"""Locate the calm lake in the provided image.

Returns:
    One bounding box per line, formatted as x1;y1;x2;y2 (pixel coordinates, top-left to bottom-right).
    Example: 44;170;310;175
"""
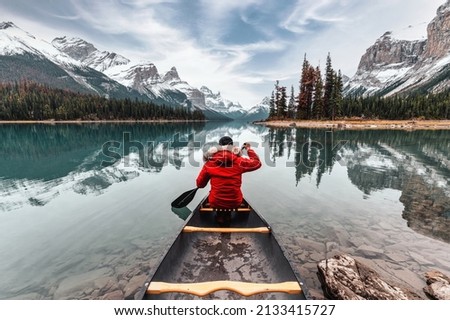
0;122;449;299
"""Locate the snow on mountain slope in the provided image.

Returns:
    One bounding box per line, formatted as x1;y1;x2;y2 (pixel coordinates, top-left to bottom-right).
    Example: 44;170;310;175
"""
345;30;426;96
241;97;270;121
200;86;246;119
0;22;151;100
52;36;130;72
345;1;450;97
0;22;80;67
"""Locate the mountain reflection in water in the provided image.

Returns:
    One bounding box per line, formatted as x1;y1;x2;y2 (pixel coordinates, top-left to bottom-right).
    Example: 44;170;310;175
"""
266;128;450;244
1;124;448;241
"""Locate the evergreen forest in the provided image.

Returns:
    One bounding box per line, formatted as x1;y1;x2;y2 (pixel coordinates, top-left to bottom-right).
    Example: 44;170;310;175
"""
0;81;205;121
268;54;450;121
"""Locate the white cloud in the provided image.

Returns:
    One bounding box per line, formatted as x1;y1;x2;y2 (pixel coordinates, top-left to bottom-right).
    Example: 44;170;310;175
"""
283;0;348;33
63;0;279;107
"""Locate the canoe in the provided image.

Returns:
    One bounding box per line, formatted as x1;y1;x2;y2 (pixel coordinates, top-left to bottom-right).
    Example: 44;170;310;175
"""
136;197;308;300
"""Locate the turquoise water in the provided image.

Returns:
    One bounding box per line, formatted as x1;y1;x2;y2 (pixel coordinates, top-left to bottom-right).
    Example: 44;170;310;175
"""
0;122;449;299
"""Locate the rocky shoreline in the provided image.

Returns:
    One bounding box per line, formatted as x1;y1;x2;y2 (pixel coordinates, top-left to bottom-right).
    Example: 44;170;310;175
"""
254;119;450;130
317;254;450;300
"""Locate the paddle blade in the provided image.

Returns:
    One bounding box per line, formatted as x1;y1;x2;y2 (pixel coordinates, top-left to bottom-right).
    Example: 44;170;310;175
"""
171;206;192;221
171;188;199;208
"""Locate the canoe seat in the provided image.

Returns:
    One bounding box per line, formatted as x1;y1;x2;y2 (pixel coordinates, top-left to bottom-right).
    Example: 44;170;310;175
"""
147;280;302;297
199;207;252;213
183;226;270;233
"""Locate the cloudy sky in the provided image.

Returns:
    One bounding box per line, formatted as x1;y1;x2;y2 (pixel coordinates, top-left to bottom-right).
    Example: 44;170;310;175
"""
0;0;445;108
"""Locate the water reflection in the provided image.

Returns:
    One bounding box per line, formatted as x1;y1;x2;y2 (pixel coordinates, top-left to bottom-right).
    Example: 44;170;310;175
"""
266;128;450;243
0;122;449;299
0;123;205;211
0;122;267;212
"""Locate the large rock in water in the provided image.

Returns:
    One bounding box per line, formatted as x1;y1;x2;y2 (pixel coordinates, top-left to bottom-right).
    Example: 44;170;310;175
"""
317;254;420;300
423;270;450;300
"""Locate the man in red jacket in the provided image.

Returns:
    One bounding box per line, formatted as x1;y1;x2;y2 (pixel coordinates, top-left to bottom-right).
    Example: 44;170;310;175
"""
196;136;261;216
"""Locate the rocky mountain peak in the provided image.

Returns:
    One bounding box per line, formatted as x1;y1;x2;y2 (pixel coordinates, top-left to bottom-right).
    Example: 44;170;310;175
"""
346;1;450;98
424;0;450;59
260;96;270;105
356;31;426;75
200;86;213;94
437;0;450;14
162;66;180;83
0;21;16;30
52;36;97;61
52;36;130;72
129;63;160;85
0;21;36;41
200;86;222;100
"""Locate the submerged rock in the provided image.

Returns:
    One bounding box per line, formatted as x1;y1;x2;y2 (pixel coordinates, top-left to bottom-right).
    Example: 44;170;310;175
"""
423;270;450;300
317;254;421;300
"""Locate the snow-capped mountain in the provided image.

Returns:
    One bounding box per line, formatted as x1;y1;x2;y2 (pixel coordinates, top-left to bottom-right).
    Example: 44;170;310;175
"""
0;22;79;67
50;35;250;120
0;22;251;120
345;0;450;97
49;35;246;120
241;97;270;122
200;86;247;119
52;36;130;72
0;22;149;100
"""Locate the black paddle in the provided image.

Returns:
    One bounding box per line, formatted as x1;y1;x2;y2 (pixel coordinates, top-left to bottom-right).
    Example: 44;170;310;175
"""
171;187;199;208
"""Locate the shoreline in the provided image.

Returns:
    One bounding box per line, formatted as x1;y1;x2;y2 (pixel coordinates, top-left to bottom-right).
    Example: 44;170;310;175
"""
254;119;450;130
0;119;206;124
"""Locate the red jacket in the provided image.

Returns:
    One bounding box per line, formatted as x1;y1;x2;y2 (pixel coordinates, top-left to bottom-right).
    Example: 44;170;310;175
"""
196;148;262;208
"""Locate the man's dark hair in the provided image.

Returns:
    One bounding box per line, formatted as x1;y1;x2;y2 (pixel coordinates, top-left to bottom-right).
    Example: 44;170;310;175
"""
219;136;233;146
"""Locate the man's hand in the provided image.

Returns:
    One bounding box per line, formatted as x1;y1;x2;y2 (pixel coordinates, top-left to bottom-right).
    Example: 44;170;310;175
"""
242;142;251;150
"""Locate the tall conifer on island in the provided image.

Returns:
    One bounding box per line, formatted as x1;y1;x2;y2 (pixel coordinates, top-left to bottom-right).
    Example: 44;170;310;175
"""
269;91;276;119
313;66;324;120
297;55;310;119
287;85;296;119
277;85;287;118
305;64;316;120
331;70;344;120
274;80;280;118
323;53;334;120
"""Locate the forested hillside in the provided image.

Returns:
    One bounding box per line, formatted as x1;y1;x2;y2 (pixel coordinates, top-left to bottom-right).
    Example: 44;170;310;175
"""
0;81;205;121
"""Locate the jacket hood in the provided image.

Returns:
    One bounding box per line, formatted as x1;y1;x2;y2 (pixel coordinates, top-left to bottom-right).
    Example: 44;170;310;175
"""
203;145;242;165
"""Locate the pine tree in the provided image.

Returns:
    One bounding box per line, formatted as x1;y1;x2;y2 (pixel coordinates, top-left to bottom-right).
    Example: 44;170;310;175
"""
277;85;287;118
297;55;310;119
287;85;296;119
274;81;280;119
313;66;324;120
323;53;334;120
333;70;343;119
269;91;276;119
305;65;316;120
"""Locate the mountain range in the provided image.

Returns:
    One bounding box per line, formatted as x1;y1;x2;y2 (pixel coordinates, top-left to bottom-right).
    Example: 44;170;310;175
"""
4;1;449;120
345;0;450;97
0;21;269;121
